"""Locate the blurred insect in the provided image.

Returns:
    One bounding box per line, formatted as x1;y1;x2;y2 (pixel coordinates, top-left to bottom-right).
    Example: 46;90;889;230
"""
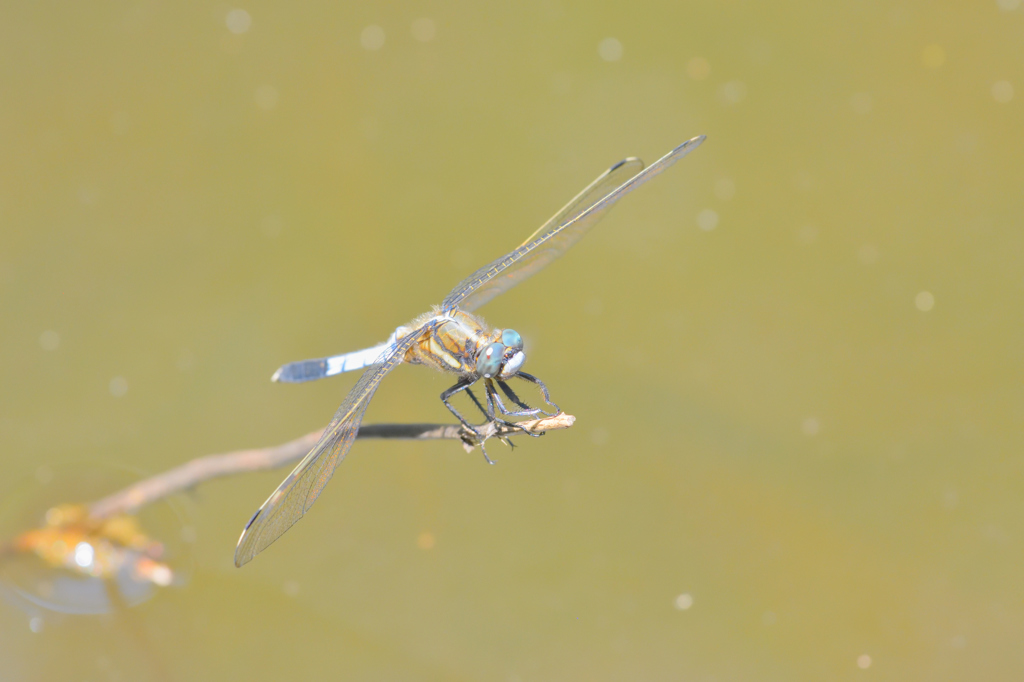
12;504;173;587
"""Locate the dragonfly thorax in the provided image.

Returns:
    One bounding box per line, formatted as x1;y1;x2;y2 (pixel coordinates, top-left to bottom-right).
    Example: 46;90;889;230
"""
397;310;525;379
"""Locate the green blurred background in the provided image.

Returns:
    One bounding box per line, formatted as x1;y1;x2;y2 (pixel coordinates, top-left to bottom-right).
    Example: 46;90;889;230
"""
2;0;1023;679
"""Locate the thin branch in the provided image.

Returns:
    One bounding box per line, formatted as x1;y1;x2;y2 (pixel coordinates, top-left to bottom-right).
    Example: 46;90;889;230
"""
87;414;575;519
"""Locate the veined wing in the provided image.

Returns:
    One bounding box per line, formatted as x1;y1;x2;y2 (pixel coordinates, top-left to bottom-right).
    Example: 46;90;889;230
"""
234;325;429;567
442;135;706;313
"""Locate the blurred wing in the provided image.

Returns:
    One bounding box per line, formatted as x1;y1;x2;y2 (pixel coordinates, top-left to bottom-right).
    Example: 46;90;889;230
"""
234;326;427;567
442;135;706;313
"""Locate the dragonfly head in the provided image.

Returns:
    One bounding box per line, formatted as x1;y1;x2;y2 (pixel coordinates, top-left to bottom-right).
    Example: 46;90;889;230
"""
475;329;525;379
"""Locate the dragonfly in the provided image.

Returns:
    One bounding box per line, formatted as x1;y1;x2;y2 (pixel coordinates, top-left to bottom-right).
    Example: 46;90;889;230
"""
234;135;706;566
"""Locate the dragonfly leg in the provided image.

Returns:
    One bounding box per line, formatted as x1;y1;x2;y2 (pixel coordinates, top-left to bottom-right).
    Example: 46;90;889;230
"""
513;371;560;416
477;384;506;463
464;387;490;421
485;381;538;440
441;377;483;434
495;380;544;417
483;381;498;421
479;439;496;465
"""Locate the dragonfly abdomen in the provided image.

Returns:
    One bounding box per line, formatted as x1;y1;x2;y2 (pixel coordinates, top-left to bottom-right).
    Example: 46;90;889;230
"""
272;335;397;383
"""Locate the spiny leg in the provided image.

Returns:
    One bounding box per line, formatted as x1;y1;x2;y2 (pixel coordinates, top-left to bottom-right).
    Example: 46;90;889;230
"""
495;380;544;417
442;377;498;465
441;377;481;434
482;381;497;421
475;385;501;464
483;381;520;448
514;371;560;416
464;387;490;421
484;381;536;442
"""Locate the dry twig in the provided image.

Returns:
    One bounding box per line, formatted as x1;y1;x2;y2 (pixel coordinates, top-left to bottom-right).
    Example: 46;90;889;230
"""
88;414;575;519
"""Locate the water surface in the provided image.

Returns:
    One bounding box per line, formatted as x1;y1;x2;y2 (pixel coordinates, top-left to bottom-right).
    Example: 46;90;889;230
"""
1;1;1022;680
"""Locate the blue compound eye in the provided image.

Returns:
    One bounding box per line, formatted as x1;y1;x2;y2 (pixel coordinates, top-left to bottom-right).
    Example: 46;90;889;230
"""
501;329;523;350
476;342;506;378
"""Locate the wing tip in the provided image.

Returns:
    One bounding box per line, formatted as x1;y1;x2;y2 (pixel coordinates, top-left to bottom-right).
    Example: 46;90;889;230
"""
610;156;643;173
233;508;263;567
680;134;707;151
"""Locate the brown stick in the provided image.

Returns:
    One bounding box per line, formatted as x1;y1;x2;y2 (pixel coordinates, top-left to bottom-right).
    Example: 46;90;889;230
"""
87;414;575;519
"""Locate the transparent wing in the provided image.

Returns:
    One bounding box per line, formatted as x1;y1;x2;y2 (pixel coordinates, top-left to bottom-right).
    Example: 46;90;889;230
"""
442;135;706;313
234;326;427;567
